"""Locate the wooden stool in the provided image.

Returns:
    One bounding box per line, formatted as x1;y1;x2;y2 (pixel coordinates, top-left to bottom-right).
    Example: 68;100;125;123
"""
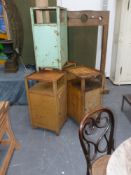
121;94;131;111
0;101;19;175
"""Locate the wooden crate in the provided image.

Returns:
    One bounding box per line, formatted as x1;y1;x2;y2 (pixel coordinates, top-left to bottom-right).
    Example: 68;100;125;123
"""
25;70;67;135
66;66;103;123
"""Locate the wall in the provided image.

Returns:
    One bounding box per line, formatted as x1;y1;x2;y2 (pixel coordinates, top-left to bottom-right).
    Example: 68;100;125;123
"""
13;0;56;65
57;0;103;10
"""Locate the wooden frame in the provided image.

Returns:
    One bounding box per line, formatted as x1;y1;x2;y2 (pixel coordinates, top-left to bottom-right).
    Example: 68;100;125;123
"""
67;11;109;75
25;70;67;135
0;101;19;175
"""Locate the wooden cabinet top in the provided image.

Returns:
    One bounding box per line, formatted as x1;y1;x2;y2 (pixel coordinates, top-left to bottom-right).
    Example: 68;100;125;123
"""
26;70;65;82
66;66;101;79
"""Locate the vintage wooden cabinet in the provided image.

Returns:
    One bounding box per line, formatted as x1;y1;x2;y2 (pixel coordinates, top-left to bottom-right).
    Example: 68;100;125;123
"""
25;70;67;135
30;6;68;71
66;66;102;123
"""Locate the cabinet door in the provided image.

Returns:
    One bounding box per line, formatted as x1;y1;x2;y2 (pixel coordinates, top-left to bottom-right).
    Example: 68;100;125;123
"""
119;43;131;82
117;0;131;83
120;0;131;40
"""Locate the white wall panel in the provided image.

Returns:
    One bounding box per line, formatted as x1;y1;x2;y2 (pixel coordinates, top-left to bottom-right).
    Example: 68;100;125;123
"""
57;0;103;10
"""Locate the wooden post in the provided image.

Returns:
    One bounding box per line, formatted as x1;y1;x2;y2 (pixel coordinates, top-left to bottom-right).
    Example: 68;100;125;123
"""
101;25;109;93
35;0;49;23
100;25;109;74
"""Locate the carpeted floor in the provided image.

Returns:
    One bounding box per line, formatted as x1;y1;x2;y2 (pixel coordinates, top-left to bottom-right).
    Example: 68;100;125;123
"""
4;80;131;175
0;65;34;105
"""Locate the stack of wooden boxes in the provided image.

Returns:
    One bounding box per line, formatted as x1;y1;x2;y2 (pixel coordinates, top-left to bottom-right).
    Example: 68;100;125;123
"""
25;6;103;134
25;7;68;135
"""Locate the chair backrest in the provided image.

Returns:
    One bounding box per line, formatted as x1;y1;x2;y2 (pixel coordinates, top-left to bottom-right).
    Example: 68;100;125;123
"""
79;107;115;173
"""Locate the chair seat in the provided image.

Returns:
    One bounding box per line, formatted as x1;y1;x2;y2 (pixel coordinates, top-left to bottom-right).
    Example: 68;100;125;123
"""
92;155;110;175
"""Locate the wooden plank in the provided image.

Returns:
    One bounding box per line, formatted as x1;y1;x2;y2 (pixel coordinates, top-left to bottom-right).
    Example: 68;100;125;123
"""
68;11;109;26
66;66;101;79
26;71;65;82
35;0;49;23
100;25;109;74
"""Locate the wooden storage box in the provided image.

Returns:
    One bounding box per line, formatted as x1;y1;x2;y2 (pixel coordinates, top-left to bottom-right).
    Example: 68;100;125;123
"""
25;70;67;135
66;66;102;123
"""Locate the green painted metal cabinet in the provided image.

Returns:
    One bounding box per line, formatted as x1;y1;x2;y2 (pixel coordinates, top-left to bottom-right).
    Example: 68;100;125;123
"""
30;7;68;70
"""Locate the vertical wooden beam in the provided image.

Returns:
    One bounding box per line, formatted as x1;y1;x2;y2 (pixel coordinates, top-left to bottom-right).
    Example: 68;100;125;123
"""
35;0;49;23
100;25;109;74
100;24;109;93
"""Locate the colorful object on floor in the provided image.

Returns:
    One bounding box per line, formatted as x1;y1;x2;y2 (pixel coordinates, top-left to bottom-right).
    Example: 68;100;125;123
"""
0;42;8;64
0;40;19;72
0;1;7;40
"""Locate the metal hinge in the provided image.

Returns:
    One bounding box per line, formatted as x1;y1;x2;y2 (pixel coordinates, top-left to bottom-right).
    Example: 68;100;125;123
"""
120;67;122;75
128;0;130;10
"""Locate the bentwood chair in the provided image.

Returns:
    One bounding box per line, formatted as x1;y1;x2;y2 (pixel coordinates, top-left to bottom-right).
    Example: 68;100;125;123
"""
0;101;19;175
79;107;115;175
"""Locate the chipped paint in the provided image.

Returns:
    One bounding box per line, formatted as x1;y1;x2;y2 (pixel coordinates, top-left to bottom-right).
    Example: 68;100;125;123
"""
30;7;68;70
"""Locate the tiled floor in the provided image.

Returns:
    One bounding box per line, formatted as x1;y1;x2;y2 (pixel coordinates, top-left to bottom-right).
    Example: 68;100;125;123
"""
5;80;131;175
